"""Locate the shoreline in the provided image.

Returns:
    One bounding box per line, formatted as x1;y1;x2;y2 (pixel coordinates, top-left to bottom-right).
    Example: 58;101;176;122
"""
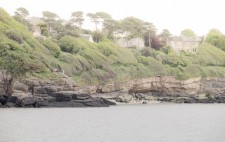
1;76;225;108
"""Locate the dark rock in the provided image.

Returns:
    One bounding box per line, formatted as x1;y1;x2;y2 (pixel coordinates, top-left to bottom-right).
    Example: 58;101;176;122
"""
8;96;18;103
142;101;147;104
82;98;108;107
0;95;7;105
16;97;37;107
44;86;62;96
34;87;47;94
6;102;17;107
72;93;90;100
54;92;73;101
101;98;116;105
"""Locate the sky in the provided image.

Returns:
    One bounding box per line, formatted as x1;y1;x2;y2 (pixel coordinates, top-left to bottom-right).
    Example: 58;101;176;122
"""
1;0;225;35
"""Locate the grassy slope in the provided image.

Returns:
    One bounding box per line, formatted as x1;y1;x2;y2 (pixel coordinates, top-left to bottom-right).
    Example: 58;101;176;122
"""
1;8;225;85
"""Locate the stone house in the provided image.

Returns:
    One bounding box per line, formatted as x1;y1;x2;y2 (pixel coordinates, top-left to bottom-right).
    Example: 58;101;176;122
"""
116;37;145;50
167;36;203;53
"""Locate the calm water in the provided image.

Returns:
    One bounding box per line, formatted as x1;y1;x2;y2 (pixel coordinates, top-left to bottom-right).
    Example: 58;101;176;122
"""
0;104;225;142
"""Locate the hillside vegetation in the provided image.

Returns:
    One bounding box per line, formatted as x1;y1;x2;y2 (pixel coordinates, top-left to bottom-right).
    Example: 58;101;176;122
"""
1;8;225;85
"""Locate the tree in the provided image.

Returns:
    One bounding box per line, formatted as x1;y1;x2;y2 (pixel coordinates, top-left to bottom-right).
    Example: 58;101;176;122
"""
87;13;101;31
42;11;59;20
120;17;145;38
143;22;156;47
181;29;196;37
159;29;171;46
0;42;44;104
205;29;225;51
96;12;112;20
71;11;84;29
14;7;29;20
41;11;65;38
14;7;33;31
92;31;106;43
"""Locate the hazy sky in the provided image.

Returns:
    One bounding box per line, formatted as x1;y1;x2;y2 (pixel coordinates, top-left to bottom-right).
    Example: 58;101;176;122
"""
1;0;225;35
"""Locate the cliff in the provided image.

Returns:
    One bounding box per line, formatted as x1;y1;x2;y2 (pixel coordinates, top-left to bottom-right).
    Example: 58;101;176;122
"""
1;76;225;107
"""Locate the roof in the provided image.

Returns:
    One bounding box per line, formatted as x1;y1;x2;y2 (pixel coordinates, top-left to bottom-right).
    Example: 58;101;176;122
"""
167;36;203;42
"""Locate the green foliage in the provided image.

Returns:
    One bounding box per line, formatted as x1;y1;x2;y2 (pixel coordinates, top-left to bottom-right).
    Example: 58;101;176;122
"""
162;52;191;67
59;36;81;53
5;29;23;44
3;8;225;86
205;29;225;51
42;38;61;58
192;43;225;66
180;29;196;37
92;31;106;43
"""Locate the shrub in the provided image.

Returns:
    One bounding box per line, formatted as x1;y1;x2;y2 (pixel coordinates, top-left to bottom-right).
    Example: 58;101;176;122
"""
5;29;23;44
43;38;61;58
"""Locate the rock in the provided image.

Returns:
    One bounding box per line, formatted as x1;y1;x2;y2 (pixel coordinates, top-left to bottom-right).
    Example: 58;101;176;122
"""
101;98;116;105
34;87;47;94
101;84;116;93
14;82;29;93
16;96;37;107
54;91;74;101
6;102;17;107
142;101;147;104
44;86;62;96
53;91;90;102
72;93;90;100
115;95;132;103
135;93;146;100
0;95;7;105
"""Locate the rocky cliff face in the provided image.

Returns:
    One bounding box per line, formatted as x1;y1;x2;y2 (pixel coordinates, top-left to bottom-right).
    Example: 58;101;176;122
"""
96;76;225;95
1;76;225;107
93;77;225;104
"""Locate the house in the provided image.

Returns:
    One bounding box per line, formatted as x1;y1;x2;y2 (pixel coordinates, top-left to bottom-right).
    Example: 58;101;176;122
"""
166;36;203;53
81;34;94;42
116;37;145;50
113;31;130;38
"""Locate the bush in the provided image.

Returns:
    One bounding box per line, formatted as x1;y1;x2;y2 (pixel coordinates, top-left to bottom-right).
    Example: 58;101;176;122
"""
5;29;23;44
43;38;61;58
59;36;76;53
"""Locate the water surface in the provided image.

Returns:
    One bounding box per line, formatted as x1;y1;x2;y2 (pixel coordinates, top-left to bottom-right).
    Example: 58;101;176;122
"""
0;104;225;142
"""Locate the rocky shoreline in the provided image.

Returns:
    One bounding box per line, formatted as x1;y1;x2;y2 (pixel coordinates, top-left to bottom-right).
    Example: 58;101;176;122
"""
1;76;225;108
